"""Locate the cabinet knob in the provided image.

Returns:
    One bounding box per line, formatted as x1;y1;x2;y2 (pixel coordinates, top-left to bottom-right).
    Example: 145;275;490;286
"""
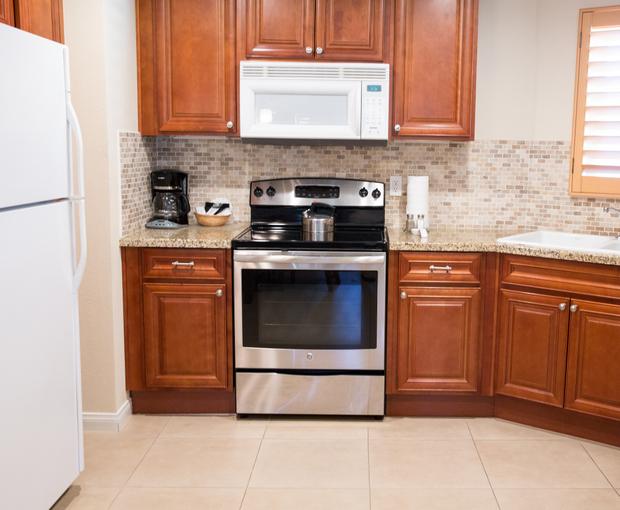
306;46;313;54
559;303;567;311
227;121;233;129
216;289;223;297
394;124;401;132
400;292;407;300
316;47;323;54
570;304;579;312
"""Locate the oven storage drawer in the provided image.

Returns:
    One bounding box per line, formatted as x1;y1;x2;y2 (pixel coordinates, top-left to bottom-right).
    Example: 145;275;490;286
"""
236;372;385;416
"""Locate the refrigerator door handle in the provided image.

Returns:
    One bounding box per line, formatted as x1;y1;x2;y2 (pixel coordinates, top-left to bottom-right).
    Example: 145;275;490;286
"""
66;101;85;200
73;199;87;292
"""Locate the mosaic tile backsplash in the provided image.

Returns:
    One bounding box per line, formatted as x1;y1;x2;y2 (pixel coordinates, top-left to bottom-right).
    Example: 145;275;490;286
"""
119;133;620;237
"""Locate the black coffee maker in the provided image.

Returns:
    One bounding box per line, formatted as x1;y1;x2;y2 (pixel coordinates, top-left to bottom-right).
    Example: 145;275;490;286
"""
146;170;191;229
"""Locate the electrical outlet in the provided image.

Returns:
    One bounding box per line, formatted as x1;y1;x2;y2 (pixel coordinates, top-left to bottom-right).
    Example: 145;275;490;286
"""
390;176;402;196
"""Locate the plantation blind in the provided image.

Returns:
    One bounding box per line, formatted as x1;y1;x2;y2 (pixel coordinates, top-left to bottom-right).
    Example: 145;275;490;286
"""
570;7;620;197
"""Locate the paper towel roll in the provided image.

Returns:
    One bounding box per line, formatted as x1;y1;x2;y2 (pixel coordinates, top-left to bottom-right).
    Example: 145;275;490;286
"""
406;176;429;229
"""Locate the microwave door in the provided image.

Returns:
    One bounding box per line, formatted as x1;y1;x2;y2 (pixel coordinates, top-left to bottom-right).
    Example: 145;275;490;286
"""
240;80;361;139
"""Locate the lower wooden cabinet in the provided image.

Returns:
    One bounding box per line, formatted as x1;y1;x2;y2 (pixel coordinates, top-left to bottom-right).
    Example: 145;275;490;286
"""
565;300;620;421
496;289;570;407
396;286;481;393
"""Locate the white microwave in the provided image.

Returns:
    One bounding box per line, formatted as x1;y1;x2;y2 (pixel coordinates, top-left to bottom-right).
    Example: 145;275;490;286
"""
240;61;389;142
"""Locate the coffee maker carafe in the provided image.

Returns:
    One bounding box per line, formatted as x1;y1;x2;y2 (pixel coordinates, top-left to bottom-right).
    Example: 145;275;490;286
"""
146;170;190;229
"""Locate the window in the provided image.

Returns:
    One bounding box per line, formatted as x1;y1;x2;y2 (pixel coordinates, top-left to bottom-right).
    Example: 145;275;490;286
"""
570;6;620;197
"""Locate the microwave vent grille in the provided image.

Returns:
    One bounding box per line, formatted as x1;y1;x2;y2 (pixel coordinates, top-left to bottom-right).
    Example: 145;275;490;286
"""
241;64;388;81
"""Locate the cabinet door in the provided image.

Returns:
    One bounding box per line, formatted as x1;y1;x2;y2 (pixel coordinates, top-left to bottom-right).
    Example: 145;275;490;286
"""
496;290;570;407
143;283;229;389
13;0;63;43
245;0;315;59
0;0;14;26
151;0;236;134
314;0;386;61
565;300;620;420
392;0;477;139
396;286;481;393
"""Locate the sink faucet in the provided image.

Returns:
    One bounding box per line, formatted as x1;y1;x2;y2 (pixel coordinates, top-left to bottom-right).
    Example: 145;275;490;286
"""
603;207;620;238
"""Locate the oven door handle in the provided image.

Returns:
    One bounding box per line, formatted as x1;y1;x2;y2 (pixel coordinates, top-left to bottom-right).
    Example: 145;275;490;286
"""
233;251;385;265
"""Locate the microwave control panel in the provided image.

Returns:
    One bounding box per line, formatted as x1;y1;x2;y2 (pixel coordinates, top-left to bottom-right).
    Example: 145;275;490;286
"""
361;80;389;140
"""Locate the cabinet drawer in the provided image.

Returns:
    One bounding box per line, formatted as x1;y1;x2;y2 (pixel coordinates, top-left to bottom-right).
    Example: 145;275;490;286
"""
142;248;225;280
399;253;481;284
501;255;620;299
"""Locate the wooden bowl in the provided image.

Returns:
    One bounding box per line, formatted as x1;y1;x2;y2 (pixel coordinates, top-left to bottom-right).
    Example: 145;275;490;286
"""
194;211;230;227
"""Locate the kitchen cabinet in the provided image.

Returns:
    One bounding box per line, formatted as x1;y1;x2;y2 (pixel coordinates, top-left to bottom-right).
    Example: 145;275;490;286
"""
122;247;234;414
497;255;620;421
136;0;237;136
391;252;484;394
0;0;14;26
392;0;478;140
240;0;389;61
1;0;63;43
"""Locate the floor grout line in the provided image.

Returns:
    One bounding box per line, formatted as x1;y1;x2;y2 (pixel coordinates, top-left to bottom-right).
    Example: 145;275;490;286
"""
367;425;372;510
579;441;616;490
466;421;501;510
238;415;268;510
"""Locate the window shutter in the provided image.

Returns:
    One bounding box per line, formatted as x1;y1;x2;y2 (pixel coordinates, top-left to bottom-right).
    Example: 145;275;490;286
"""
570;8;620;197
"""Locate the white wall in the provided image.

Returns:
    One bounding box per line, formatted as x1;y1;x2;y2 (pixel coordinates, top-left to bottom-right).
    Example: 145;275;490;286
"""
476;0;620;141
63;0;137;414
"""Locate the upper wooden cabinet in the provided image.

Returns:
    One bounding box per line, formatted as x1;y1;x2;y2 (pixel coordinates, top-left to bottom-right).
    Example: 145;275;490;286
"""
240;0;389;61
392;0;478;140
2;0;63;43
0;0;14;26
136;0;237;136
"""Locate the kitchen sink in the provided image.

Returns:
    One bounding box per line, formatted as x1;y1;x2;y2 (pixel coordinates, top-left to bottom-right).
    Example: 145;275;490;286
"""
497;231;620;254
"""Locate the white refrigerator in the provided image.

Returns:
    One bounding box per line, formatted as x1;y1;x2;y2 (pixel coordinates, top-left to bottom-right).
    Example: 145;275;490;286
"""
0;24;86;509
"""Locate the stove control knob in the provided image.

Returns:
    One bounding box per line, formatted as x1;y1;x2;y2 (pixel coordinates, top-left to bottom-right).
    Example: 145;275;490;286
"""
372;188;381;199
266;186;276;197
359;187;368;198
307;353;313;360
254;187;263;198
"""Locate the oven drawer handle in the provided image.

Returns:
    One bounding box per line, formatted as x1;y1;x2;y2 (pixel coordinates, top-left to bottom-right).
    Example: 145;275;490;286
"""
171;261;195;268
429;265;452;272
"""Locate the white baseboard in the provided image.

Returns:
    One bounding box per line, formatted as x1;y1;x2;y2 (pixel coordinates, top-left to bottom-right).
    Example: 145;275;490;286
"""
82;399;132;433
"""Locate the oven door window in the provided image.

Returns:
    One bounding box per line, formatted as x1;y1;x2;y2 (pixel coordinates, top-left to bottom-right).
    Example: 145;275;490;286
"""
241;269;377;350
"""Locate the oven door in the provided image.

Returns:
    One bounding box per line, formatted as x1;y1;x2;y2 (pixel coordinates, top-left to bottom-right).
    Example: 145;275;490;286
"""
234;250;386;371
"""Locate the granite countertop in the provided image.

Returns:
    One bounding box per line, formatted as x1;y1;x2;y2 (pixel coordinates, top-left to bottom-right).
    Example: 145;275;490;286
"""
388;228;620;266
119;225;620;266
119;222;249;249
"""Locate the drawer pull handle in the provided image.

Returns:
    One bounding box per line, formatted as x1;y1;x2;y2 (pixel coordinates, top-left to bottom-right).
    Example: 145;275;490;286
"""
570;304;579;313
171;261;194;268
559;303;567;311
400;292;407;300
429;265;452;272
216;289;223;297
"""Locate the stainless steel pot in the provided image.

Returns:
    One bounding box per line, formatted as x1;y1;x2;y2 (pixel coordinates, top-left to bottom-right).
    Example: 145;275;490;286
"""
302;202;335;241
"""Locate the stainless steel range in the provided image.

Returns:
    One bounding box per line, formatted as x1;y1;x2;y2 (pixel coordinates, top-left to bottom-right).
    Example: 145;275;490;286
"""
232;178;387;416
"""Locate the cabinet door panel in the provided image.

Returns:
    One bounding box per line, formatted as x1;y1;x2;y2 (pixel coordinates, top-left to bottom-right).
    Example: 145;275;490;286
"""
144;283;228;389
565;300;620;420
496;290;570;407
13;0;63;43
315;0;385;61
245;0;315;59
0;0;14;26
396;287;481;393
392;0;477;139
156;0;236;133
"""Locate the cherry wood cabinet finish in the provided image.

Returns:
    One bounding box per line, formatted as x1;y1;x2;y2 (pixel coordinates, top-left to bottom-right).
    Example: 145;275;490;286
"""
136;0;237;135
142;248;226;280
244;0;314;59
241;0;388;61
495;289;570;408
143;283;228;389
501;254;620;300
395;286;482;394
565;299;620;421
399;252;481;285
131;390;235;414
0;0;14;26
13;0;63;43
392;0;477;139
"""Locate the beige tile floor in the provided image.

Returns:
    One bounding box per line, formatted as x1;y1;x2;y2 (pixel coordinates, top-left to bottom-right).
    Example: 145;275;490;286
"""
52;415;620;510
